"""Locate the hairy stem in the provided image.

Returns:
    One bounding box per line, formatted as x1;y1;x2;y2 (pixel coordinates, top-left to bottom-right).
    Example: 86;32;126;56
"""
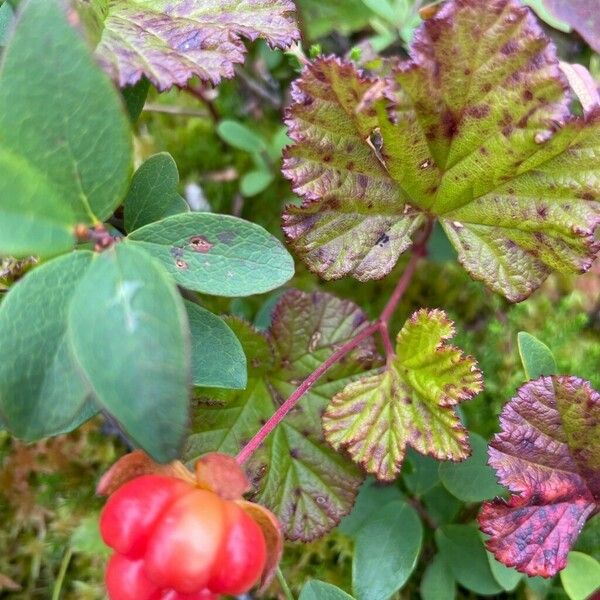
236;220;434;464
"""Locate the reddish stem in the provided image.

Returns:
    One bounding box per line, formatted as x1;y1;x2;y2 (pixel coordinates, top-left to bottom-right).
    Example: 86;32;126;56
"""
236;323;379;464
236;219;434;464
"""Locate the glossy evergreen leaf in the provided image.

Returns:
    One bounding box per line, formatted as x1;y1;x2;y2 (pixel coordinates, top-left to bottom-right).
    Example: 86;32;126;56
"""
338;477;405;537
93;0;299;90
282;0;600;301
436;525;504;596
353;500;423;600
0;1;14;45
0;0;132;257
420;554;456;600
517;331;557;380
479;376;600;577
123;153;189;232
121;77;150;122
0;252;97;439
185;301;246;390
560;551;600;600
324;309;483;481
282;57;426;281
439;433;505;502
127;212;294;296
68;243;191;463
300;580;355;600
186;290;381;540
486;543;523;592
541;1;600;53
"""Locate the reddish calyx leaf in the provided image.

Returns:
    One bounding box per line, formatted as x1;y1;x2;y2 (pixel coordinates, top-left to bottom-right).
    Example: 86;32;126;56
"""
195;452;250;501
479;376;600;577
97;450;196;496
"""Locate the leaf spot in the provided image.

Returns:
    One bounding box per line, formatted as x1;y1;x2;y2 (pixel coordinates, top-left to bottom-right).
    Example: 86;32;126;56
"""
189;235;213;253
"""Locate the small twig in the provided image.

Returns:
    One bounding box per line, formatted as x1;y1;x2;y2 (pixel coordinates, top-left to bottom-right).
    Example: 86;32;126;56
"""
276;566;295;600
184;86;220;122
407;496;438;530
236;220;435;464
51;547;73;600
233;66;281;108
143;103;210;118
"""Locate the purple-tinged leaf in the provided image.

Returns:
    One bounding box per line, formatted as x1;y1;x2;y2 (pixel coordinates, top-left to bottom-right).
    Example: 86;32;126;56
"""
282;0;600;302
323;309;483;481
559;62;600;116
93;0;299;90
479;376;600;577
542;0;600;53
186;290;382;541
282;57;426;281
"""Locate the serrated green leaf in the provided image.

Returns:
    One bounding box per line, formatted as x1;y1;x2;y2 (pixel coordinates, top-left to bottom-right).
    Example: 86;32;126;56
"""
420;554;456;600
127;212;294;297
185;301;246;390
300;580;355;600
68;243;190;462
0;252;97;439
560;551;600;600
217;120;266;153
240;170;274;197
439;433;505;502
436;525;504;596
0;0;131;257
93;0;299;90
186;290;381;540
283;1;600;302
324;309;483;481
518;331;557;380
352;500;423;600
123;153;189;232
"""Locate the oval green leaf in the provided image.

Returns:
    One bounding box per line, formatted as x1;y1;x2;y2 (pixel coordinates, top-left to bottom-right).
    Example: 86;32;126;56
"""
353;500;423;600
217;120;266;153
185;301;247;390
127;212;294;297
240;169;274;197
0;0;132;257
420;554;456;600
0;252;98;438
439;433;505;503
560;551;600;600
300;581;355;600
518;332;557;380
436;525;503;596
68;243;191;463
123;153;189;232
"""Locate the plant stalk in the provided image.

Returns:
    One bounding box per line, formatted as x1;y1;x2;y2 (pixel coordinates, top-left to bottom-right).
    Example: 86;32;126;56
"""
236;220;434;464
